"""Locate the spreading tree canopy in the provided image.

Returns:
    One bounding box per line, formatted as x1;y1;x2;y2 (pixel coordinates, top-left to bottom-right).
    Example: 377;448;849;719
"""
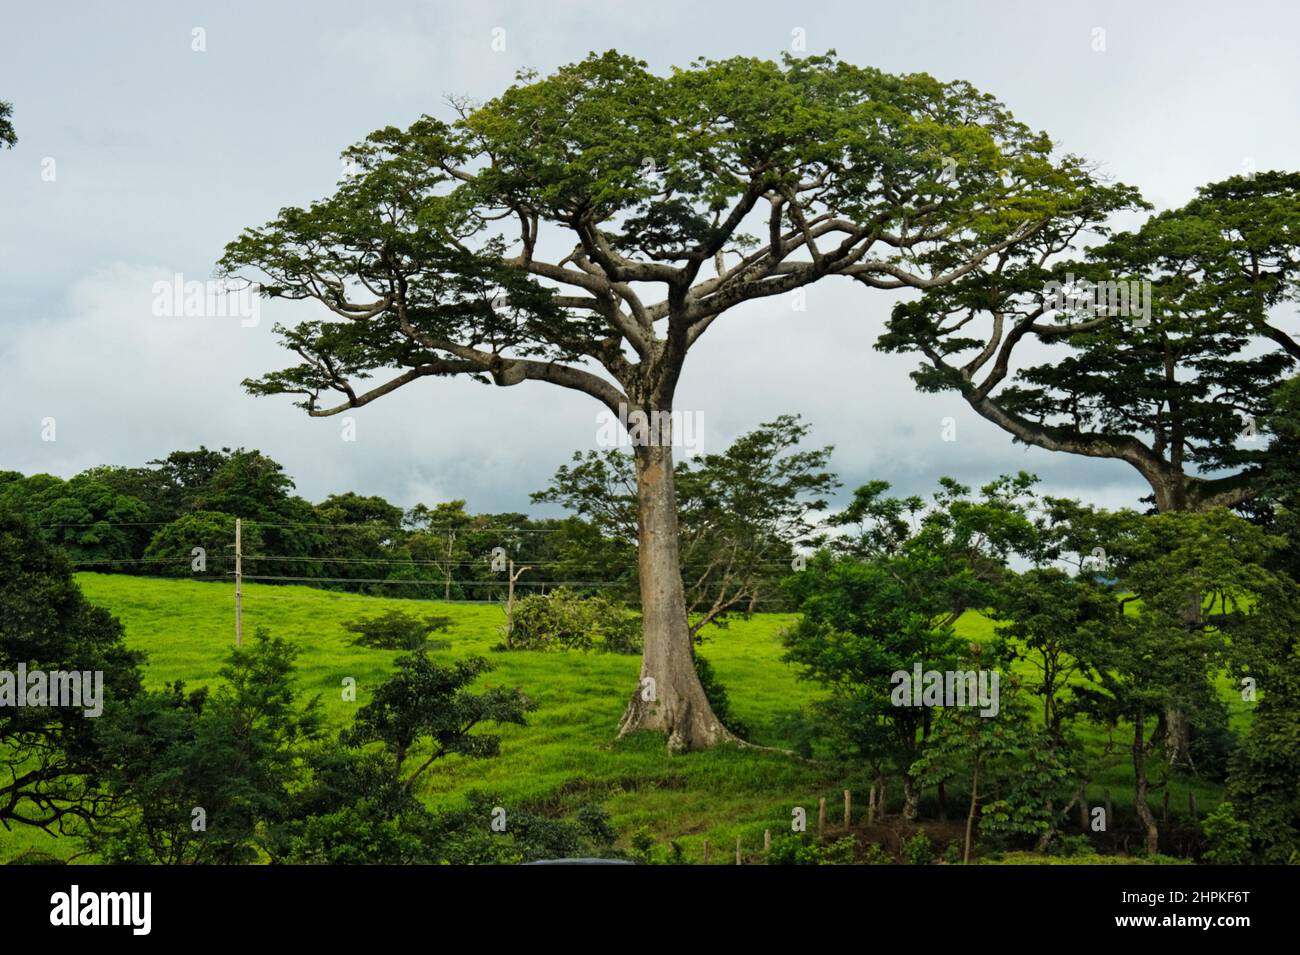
880;172;1299;513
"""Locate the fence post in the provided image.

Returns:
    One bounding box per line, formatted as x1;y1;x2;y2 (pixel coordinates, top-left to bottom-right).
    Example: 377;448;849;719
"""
736;835;742;865
818;797;826;840
844;789;852;828
702;839;710;864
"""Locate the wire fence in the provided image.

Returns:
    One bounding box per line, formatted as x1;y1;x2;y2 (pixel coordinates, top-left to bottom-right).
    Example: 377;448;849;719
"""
50;519;806;611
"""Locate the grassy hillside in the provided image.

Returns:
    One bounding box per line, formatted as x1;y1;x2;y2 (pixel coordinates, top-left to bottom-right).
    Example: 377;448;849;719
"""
0;573;1239;863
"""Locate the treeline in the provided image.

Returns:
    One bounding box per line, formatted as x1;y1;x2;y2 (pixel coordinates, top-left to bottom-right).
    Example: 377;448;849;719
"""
1;415;832;620
0;447;630;602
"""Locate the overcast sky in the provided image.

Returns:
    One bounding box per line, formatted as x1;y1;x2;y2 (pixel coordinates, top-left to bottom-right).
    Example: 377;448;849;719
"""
2;0;1297;516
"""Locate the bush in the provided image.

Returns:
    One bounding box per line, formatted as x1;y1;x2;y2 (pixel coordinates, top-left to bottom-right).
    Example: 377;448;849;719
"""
860;842;892;865
902;832;933;865
767;834;856;865
1202;802;1253;865
505;588;641;654
629;827;657;864
343;610;451;651
1048;834;1094;858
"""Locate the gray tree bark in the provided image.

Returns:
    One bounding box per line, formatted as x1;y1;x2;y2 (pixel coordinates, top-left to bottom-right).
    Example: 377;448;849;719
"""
617;440;735;751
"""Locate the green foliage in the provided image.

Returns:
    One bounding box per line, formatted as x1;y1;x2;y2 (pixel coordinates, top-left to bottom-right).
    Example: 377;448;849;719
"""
342;651;535;787
784;476;1037;811
0;99;14;149
535;415;837;622
767;833;857;865
860;841;892;865
770;708;819;759
1045;834;1096;858
1225;689;1300;864
1201;802;1253;865
91;631;323;864
343;610;451;651
143;511;257;578
278;750;616;864
0;473;151;566
902;832;934;865
881;171;1298;512
0;505;144;832
629;826;657;864
505;587;641;654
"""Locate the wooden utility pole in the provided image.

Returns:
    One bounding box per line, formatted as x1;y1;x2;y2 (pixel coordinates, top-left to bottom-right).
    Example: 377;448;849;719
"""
234;517;243;647
443;527;456;601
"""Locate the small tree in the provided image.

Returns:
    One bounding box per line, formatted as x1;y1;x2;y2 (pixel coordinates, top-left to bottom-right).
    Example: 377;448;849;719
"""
343;610;452;651
91;632;323;864
535;415;837;633
0;506;143;834
784;476;1034;819
1070;507;1288;854
342;653;533;789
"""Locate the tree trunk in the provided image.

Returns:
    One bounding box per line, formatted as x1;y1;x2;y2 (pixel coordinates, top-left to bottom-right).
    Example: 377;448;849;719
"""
1132;712;1160;855
618;441;734;751
901;771;920;822
964;760;979;864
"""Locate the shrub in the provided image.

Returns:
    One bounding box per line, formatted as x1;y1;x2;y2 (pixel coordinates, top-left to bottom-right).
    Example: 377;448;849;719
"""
767;834;856;865
1049;834;1094;858
902;832;933;865
506;588;641;654
1202;802;1253;865
343;610;451;651
629;827;657;864
860;842;892;865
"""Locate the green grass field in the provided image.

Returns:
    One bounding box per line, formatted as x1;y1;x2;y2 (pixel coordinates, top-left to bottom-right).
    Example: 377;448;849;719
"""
0;573;1238;864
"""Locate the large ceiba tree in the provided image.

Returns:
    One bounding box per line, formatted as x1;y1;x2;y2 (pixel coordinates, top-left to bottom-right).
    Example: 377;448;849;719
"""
221;51;1120;750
